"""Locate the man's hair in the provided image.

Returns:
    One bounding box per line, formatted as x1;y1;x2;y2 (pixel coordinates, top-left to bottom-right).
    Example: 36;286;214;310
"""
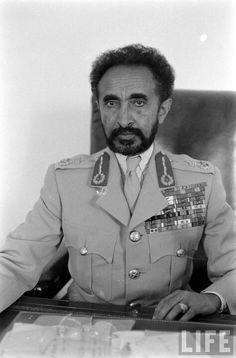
90;44;175;102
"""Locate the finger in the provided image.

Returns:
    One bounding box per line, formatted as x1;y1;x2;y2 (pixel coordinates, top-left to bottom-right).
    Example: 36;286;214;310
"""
157;290;183;307
152;305;172;320
165;302;186;321
153;295;183;319
179;307;196;322
155;290;183;312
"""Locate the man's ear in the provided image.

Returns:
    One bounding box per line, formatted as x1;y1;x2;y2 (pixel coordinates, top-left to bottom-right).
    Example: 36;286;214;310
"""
157;98;172;124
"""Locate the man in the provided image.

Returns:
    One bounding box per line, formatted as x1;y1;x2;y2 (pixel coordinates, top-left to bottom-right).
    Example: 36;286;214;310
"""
0;44;236;320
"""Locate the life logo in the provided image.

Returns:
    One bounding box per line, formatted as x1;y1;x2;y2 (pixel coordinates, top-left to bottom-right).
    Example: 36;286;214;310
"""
179;329;234;355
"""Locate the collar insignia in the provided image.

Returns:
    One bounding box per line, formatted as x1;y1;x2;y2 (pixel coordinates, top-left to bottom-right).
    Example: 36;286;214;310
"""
91;152;110;187
155;152;175;188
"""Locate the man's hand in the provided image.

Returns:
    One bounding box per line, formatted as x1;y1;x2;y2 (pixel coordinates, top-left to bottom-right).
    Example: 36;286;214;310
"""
152;290;221;321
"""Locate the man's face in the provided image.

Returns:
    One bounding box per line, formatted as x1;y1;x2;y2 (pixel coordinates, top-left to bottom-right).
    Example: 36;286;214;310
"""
97;65;171;156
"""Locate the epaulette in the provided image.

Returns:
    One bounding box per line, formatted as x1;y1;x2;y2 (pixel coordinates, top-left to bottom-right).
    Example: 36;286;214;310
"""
55;154;95;170
169;153;215;174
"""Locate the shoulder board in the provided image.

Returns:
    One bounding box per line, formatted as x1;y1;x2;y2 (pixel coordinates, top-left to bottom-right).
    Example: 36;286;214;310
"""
55;154;95;170
169;153;215;174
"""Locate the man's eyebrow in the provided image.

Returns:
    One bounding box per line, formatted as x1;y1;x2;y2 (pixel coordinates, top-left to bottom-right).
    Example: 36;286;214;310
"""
129;93;148;100
103;94;120;102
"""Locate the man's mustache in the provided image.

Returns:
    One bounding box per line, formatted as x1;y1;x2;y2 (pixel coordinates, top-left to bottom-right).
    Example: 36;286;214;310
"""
110;126;143;139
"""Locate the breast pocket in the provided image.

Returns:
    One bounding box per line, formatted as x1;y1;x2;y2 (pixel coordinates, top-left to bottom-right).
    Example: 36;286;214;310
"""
148;226;203;294
63;222;118;301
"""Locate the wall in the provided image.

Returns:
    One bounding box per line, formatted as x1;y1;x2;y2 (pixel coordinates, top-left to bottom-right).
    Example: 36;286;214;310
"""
0;0;235;243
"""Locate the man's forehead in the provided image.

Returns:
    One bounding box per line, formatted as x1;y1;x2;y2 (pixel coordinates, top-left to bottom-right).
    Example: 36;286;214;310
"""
98;65;157;96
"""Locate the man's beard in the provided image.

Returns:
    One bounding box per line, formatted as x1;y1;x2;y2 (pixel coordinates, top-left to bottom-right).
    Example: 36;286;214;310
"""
104;121;159;156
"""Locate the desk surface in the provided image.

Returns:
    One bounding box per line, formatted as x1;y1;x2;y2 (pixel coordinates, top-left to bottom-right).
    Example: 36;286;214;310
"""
1;296;236;339
1;297;235;357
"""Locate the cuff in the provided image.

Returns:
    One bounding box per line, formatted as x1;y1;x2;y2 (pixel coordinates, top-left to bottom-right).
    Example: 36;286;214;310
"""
202;290;227;313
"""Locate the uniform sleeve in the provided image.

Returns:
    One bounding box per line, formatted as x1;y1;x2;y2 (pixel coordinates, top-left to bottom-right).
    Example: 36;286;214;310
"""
203;167;236;314
0;165;63;312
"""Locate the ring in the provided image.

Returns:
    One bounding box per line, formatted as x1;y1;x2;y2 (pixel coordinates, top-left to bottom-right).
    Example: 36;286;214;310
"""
179;303;188;314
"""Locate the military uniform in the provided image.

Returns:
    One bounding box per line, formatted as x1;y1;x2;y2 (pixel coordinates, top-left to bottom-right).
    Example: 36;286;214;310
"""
0;142;236;313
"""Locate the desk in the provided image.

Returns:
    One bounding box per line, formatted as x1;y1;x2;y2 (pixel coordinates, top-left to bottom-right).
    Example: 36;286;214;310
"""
1;296;236;335
0;296;235;357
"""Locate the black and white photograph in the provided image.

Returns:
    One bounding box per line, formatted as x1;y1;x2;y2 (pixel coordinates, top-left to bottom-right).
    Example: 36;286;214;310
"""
0;0;235;356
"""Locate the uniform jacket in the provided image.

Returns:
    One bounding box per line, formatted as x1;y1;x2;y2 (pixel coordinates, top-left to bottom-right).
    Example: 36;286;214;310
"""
1;142;236;313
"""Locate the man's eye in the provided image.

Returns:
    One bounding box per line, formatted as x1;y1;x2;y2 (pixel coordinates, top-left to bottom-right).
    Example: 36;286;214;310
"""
105;100;118;108
132;99;146;107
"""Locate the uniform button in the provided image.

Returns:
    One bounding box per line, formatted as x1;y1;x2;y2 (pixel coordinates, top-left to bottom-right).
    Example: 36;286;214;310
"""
176;248;186;257
129;231;141;242
128;269;140;279
80;247;88;255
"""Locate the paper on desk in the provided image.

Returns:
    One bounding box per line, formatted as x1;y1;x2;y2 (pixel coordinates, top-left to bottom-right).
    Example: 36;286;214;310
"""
0;314;216;358
112;330;214;358
112;330;178;357
0;323;57;356
0;315;135;357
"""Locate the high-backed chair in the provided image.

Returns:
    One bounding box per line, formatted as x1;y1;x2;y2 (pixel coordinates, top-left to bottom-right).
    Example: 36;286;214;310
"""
26;89;236;298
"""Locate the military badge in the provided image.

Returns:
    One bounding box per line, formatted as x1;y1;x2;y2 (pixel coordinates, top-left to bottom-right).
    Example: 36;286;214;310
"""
184;157;214;173
198;161;211;170
93;173;105;185
91;152;110;188
57;158;73;167
155;152;175;188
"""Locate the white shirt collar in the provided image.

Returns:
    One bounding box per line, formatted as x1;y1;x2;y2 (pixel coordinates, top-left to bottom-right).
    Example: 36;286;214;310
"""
115;144;154;175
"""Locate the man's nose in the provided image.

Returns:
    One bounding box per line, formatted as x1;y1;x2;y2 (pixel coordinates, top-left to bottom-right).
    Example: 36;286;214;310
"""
117;103;133;127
